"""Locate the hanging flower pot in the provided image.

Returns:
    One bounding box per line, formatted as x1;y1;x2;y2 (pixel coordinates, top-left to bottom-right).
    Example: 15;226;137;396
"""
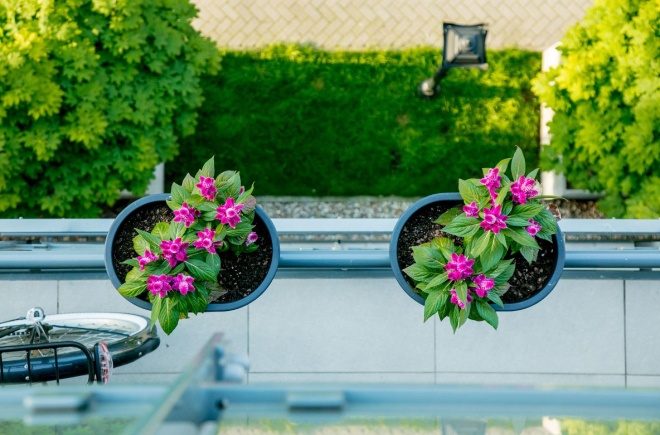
389;148;565;333
105;157;280;334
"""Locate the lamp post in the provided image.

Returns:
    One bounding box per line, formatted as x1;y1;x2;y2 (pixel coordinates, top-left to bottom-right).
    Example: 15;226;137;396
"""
419;23;489;99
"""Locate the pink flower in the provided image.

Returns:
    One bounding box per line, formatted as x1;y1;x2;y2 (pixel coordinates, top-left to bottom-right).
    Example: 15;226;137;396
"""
246;232;258;246
445;253;475;281
196;176;217;201
137;250;158;271
147;275;174;298
173;202;198;228
510;175;539;204
216;197;244;228
480;168;502;191
173;273;195;296
239;187;245;196
193;228;222;254
463;201;479;218
480;204;508;234
450;288;473;309
472;274;495;298
526;219;542;237
159;238;189;268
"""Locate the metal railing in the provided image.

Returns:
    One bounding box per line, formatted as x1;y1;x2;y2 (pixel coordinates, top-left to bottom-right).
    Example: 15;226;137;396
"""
2;219;660;273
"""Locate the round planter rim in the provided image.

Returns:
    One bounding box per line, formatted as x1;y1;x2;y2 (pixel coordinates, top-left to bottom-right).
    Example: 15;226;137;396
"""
389;193;566;312
105;194;280;312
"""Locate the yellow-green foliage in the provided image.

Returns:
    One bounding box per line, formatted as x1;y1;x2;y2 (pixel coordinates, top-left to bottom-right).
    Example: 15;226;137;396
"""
533;0;660;218
0;0;220;217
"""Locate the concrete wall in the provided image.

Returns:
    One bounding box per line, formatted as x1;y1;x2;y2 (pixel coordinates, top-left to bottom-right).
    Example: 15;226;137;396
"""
191;0;593;51
3;276;659;388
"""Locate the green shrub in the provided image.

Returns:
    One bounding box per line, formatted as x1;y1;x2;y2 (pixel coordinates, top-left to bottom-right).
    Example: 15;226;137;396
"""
167;45;541;197
0;0;220;217
533;0;660;218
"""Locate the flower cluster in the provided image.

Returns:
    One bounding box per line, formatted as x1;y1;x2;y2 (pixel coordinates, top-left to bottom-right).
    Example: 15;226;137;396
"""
137;250;158;270
193;228;222;254
160;238;189;267
117;157;264;336
216;198;243;228
405;147;559;334
196;176;217;201
173;202;200;228
446;253;475;281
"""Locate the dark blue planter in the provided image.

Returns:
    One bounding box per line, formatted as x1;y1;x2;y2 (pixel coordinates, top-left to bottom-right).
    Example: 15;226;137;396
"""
105;194;280;312
389;193;565;311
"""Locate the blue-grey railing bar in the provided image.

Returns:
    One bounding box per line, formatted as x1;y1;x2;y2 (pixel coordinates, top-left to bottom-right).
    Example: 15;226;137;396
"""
3;218;660;236
2;249;660;270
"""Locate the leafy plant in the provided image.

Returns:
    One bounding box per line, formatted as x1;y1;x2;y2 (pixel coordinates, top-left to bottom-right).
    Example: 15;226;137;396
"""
118;157;260;334
0;0;221;218
532;0;660;218
403;148;559;333
168;44;541;197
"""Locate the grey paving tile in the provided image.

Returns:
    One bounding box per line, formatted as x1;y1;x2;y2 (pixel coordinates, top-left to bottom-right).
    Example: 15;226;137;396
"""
58;280;248;374
0;280;58;320
436;373;624;388
436;279;625;374
626;375;660;389
625;280;660;375
249;279;435;373
248;372;435;384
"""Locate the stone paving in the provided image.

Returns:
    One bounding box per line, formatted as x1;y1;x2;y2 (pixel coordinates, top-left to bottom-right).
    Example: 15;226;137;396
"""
191;0;593;51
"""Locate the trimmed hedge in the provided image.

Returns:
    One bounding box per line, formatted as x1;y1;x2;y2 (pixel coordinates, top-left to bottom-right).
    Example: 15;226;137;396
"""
167;45;541;197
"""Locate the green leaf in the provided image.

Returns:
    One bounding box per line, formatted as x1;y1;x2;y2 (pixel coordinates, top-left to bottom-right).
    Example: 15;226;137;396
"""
459;179;486;205
511;146;526;180
520;245;539;264
510;204;545;220
201;156;215;178
133;234;150;256
434;207;463;225
226;221;253;238
168;221;186;240
412;246;446;272
198;201;218;212
166;200;181;211
122;258;140;268
495;158;511;174
494;263;515;285
206;253;221;276
424;291;447;322
468;230;491;258
455;280;468;306
431;237;457;261
185;259;217;282
495;230;507;248
503;227;540;249
171;183;190;204
182;174;196;193
493;283;511;296
487;292;504;308
136;229;163;251
480;235;505;272
494;184;510;206
426;272;449;290
237;183;254;204
171;262;186;275
150;296;162;329
506;217;532;227
458;303;470;327
535;208;558;234
403;263;436;283
449;306;459;333
117;281;147;298
442;217;481;238
527;168;539;180
476;301;499;329
152;222;170;241
186;194;205;208
534;195;566;200
158;298;180;335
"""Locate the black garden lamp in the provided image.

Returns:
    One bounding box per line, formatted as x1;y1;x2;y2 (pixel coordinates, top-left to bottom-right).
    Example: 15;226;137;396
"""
419;23;488;99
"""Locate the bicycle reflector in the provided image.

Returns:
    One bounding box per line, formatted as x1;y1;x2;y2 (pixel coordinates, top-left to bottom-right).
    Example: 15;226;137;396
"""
94;342;114;385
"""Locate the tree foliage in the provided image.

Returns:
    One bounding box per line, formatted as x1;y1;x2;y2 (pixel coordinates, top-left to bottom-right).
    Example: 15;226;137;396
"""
168;44;541;197
533;0;660;217
0;0;221;217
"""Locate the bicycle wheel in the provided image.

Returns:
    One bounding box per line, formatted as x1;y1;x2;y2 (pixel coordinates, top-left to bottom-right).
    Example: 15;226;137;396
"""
0;312;159;384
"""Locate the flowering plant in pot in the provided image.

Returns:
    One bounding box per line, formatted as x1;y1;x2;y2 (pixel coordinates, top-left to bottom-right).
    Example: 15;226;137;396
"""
106;157;279;334
391;148;563;333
